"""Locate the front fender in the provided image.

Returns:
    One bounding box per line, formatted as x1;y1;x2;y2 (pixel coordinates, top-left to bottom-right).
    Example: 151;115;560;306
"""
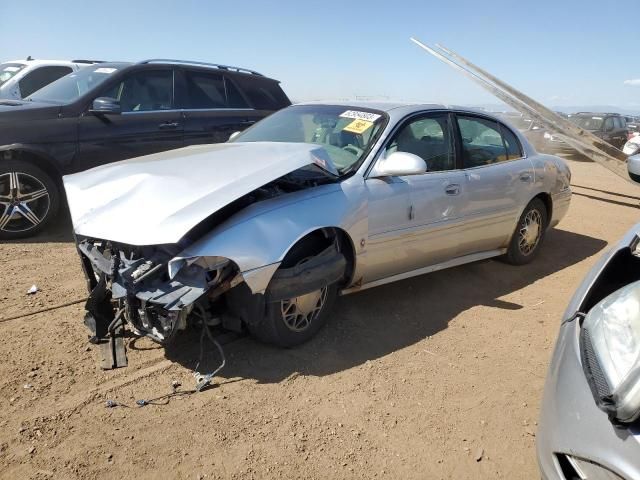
178;180;368;294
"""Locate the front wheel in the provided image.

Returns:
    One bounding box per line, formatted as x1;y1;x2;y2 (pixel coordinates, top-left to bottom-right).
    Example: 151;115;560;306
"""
249;283;338;348
0;160;60;240
504;198;548;265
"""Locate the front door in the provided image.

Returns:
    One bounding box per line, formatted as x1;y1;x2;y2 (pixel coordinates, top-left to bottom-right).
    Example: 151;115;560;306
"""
364;112;464;282
76;69;183;172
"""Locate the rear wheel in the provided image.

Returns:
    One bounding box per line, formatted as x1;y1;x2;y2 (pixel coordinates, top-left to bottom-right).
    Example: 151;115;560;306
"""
504;198;548;265
0;160;60;240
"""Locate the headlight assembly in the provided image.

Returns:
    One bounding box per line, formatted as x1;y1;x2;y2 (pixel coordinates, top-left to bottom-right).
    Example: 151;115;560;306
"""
581;279;640;423
167;256;230;280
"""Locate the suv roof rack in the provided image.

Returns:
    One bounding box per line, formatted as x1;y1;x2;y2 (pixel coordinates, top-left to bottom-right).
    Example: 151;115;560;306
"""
137;59;264;76
72;59;106;64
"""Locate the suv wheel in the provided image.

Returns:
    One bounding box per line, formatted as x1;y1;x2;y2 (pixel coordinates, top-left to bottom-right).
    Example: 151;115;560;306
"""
0;161;60;240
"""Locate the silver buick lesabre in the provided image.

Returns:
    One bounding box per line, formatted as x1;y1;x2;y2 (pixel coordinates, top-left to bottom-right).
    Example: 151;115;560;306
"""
64;102;571;360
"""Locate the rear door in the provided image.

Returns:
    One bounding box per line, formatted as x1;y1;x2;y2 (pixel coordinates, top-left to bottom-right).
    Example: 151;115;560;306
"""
77;68;184;171
180;68;254;145
454;114;534;256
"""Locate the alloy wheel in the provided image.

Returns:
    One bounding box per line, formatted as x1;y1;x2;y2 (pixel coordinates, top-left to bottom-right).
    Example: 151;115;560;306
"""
0;171;50;233
280;286;328;333
518;208;542;256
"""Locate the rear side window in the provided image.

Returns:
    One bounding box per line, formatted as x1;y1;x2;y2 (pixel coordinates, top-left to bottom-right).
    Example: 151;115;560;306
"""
233;76;290;110
499;124;523;159
185;71;226;108
457;115;511;167
19;66;73;98
604;117;615;131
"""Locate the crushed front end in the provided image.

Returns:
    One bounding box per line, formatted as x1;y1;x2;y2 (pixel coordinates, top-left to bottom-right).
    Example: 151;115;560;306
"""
76;237;240;369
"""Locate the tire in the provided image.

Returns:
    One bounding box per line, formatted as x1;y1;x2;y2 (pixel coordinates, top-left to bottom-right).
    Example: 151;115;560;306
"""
504;198;548;265
248;235;340;348
0;160;60;240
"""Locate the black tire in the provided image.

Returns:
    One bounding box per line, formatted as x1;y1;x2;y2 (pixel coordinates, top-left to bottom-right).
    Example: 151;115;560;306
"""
248;235;340;348
504;198;548;265
0;160;60;240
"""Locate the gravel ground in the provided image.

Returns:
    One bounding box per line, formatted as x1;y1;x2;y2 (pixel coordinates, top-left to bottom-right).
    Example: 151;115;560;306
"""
0;155;638;479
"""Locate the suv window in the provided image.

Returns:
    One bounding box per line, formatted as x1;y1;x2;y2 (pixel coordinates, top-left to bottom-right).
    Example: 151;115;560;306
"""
185;70;226;108
183;70;249;109
615;117;625;129
233;76;289;110
103;69;173;112
19;66;73;98
604;117;615;132
385;114;455;172
457;115;511;167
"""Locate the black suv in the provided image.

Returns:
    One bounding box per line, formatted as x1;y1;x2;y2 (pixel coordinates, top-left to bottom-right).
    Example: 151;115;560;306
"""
568;112;628;148
0;59;290;239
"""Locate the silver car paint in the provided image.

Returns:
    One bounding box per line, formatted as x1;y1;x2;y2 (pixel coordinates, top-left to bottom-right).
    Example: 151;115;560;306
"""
63;142;339;245
65;102;571;297
537;225;640;480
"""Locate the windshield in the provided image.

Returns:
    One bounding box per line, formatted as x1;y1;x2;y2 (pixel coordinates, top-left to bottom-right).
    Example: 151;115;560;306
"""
569;115;604;131
28;65;122;103
0;63;26;87
233;105;387;174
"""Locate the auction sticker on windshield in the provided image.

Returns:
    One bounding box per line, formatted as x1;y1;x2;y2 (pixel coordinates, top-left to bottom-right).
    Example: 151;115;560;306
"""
340;110;381;122
95;68;117;74
343;118;374;134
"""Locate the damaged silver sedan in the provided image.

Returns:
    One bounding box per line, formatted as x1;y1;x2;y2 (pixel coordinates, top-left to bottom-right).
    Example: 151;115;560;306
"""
65;102;571;369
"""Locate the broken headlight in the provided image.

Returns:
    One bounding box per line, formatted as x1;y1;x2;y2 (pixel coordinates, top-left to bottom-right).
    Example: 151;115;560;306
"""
581;279;640;423
167;256;230;280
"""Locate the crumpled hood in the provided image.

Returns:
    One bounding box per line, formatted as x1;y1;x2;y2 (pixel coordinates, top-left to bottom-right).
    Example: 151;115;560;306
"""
64;142;336;245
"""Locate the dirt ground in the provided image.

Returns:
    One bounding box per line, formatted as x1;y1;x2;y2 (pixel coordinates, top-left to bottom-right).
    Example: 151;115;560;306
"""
0;155;638;480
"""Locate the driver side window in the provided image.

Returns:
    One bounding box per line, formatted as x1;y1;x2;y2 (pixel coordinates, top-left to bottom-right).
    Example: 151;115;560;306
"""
385;114;455;172
101;69;174;112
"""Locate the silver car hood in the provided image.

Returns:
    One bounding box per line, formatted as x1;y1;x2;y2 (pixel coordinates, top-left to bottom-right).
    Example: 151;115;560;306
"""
64;142;335;246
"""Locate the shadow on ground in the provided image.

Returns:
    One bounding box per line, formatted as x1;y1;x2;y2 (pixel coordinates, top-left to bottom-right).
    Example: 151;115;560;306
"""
164;228;607;384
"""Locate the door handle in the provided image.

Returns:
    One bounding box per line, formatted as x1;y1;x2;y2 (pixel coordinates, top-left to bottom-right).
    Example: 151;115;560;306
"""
445;184;460;195
239;120;256;126
159;121;180;129
520;172;533;182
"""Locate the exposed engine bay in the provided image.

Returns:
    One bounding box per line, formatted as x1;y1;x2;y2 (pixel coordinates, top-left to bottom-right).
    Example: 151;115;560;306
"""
75;164;346;373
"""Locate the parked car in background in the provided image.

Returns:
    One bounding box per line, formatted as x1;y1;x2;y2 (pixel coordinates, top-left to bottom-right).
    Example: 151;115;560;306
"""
0;58;98;100
65;102;571;365
0;59;290;239
544;112;628;151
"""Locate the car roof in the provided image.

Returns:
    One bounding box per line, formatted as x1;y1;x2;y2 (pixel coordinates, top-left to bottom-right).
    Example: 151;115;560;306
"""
5;59;88;66
294;100;502;118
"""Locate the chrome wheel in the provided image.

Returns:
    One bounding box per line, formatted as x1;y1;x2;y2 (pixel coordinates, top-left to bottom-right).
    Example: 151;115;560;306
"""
518;208;542;256
280;286;328;333
0;171;50;233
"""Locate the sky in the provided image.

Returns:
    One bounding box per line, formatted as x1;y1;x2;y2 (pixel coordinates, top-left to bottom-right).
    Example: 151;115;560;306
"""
2;0;639;111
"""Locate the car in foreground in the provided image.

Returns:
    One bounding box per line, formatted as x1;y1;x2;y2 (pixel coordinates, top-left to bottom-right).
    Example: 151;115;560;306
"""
0;58;97;100
537;223;640;479
0;59;290;239
64;102;572;369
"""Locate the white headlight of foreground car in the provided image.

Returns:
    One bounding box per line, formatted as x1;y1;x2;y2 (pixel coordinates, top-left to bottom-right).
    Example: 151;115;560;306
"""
581;279;640;423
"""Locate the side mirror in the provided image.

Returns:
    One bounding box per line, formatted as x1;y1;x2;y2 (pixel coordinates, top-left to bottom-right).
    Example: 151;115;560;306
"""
370;151;427;178
90;97;121;115
228;131;241;142
628;154;640;183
